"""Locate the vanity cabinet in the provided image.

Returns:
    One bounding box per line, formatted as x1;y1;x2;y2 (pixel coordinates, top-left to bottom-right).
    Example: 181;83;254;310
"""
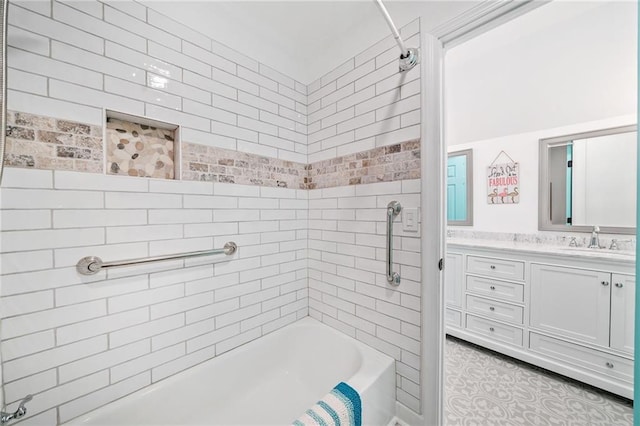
530;264;611;346
610;273;636;355
530;265;635;354
444;253;464;327
445;253;463;308
463;255;526;347
445;242;635;399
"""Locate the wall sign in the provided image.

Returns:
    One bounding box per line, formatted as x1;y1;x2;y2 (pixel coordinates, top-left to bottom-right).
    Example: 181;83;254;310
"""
487;151;519;204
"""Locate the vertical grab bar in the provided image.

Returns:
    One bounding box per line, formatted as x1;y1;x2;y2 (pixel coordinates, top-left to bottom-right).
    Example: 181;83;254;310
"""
386;201;402;286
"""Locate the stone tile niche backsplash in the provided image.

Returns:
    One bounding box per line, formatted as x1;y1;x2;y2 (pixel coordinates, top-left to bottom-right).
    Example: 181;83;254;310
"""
5;111;103;173
5;111;421;192
307;140;420;189
181;142;307;189
106;118;176;179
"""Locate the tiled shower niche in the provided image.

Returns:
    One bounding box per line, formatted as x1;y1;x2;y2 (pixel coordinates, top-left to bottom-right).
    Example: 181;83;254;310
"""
106;114;178;180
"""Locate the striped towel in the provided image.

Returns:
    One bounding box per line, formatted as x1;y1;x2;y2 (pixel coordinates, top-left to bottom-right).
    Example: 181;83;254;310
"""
292;382;362;426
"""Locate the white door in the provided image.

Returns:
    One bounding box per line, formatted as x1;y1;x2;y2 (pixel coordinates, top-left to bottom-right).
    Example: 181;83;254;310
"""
530;263;611;347
610;273;635;355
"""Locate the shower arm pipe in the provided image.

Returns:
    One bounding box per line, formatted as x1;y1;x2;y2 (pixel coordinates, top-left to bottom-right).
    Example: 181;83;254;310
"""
0;0;8;186
374;0;409;58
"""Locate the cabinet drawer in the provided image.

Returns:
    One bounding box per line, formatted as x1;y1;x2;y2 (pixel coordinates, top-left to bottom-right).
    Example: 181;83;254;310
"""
530;332;633;383
466;314;523;346
466;275;524;303
467;255;524;281
466;295;524;325
445;309;462;328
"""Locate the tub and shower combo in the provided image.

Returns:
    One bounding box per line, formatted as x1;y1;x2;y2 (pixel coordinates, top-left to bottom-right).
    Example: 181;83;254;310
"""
69;248;397;424
65;318;396;425
2;238;400;425
0;0;421;424
57;196;404;425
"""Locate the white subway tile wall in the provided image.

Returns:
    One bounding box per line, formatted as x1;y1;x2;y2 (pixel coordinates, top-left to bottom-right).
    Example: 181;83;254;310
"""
7;0;308;162
305;21;422;412
307;179;422;411
307;31;420;165
2;0;424;421
0;168;309;422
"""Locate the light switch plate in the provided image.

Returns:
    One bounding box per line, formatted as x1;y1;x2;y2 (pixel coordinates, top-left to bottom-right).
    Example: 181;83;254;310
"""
402;207;419;232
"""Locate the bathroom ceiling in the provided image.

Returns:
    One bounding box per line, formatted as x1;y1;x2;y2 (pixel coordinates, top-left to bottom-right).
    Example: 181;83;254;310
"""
141;1;479;84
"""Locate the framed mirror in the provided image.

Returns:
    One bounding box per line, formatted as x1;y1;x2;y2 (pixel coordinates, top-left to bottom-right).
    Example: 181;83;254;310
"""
539;125;637;234
447;149;473;225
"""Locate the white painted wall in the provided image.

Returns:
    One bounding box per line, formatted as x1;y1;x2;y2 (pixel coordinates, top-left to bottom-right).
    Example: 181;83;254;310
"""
141;1;475;84
448;115;635;234
445;1;637;234
446;1;637;146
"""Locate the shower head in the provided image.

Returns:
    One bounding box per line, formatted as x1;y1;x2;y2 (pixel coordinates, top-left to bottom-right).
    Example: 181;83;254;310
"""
399;47;419;73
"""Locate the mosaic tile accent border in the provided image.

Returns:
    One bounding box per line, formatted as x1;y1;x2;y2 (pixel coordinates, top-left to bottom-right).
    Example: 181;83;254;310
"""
306;140;421;190
106;118;175;179
3;111;422;190
5;111;103;173
181;142;307;189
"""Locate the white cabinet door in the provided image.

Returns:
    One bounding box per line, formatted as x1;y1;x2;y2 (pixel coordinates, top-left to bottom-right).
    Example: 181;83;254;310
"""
530;264;611;347
610;273;635;355
445;253;463;308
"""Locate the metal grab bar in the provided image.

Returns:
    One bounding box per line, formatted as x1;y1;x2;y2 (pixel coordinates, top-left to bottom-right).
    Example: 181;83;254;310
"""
386;201;402;286
76;242;237;276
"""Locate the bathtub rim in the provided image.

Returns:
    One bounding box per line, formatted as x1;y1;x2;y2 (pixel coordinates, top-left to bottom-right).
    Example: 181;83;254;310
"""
63;316;395;425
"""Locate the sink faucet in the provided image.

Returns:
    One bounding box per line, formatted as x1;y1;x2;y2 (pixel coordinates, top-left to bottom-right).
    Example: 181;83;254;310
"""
588;225;601;249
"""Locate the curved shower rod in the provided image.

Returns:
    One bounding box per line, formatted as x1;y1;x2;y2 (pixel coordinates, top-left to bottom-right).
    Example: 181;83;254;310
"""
373;0;419;72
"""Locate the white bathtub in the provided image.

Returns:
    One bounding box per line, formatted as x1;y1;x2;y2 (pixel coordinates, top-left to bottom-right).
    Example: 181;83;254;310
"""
65;317;396;426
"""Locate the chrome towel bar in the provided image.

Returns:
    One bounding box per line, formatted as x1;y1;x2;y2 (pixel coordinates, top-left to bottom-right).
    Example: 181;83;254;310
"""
76;242;237;276
386;201;402;286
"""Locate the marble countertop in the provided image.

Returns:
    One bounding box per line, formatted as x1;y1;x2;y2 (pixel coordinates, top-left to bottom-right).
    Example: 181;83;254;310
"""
447;238;636;263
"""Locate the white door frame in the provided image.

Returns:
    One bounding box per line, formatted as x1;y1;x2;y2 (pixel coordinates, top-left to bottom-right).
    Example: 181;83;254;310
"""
415;2;550;424
419;31;446;426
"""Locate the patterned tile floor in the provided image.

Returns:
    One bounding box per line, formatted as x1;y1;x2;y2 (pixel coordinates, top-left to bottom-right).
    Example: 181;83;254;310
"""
444;336;634;425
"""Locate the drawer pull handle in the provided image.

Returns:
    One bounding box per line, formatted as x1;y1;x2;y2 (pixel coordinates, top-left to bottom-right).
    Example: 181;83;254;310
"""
490;285;496;290
601;281;609;286
489;307;495;311
489;327;495;332
615;283;624;288
606;362;614;369
490;265;496;270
